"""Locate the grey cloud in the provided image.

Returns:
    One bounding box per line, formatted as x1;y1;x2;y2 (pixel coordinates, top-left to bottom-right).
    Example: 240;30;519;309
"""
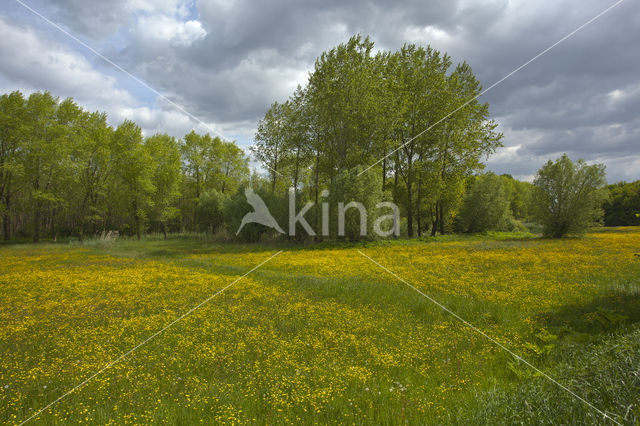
2;0;639;182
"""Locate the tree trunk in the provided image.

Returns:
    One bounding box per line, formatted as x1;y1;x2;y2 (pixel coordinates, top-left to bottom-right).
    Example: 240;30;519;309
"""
431;202;438;237
314;149;320;239
3;192;10;241
406;144;414;238
194;172;200;232
33;204;40;243
134;200;141;240
221;166;229;194
406;177;413;237
271;158;277;194
416;177;422;237
439;201;445;235
382;149;386;191
163;221;168;240
394;151;399;193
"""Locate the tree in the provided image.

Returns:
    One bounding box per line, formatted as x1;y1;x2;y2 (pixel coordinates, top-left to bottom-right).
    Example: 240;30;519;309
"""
457;173;516;233
603;180;640;226
0;90;254;241
181;131;223;230
425;62;502;236
532;154;608;238
252;36;502;239
66;110;113;239
387;44;451;237
0;91;26;240
23;92;68;242
329;168;383;240
501;174;534;221
217;140;249;195
195;189;227;235
252;102;287;193
111;120;155;239
146;134;182;238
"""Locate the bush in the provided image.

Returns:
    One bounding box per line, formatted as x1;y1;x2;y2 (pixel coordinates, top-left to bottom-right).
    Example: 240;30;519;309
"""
532;154;608;238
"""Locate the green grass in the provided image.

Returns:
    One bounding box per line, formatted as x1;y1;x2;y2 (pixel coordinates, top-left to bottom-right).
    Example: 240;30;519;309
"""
1;228;639;424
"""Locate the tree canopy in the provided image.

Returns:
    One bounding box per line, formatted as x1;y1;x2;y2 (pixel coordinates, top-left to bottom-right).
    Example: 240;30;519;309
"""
0;90;249;241
251;35;503;237
532;154;608;238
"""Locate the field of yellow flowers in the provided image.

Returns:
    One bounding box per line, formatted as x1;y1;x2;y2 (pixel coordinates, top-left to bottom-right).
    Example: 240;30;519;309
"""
1;228;639;424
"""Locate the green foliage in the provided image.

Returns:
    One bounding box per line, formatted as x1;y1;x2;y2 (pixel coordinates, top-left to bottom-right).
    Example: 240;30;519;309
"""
145;134;182;236
457;173;516;233
195;189;228;234
603;180;640;226
0;90;250;241
253;35;502;238
329;168;383;240
501;174;534;220
533;154;608;238
181;131;249;232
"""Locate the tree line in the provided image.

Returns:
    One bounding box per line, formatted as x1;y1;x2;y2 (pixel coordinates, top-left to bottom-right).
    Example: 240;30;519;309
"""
1;34;636;242
0;91;250;241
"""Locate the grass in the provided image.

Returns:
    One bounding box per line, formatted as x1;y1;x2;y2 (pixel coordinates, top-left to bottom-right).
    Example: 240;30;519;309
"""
0;227;639;424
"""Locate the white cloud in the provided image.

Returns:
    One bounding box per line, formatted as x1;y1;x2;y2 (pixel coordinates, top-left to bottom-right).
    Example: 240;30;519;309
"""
136;15;206;46
0;17;217;141
0;18;134;111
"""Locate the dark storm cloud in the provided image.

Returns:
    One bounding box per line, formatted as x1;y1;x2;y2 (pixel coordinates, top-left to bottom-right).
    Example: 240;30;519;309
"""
2;0;639;181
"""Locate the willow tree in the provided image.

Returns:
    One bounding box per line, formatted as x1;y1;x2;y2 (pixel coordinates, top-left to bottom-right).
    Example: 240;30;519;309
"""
533;154;607;237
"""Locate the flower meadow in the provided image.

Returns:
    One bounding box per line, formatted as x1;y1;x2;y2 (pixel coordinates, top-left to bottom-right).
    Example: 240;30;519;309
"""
1;228;639;424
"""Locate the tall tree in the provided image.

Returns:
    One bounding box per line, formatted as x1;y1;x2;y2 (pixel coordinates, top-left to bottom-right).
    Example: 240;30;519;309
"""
181;131;222;230
0;91;26;240
146;133;182;238
111;120;155;239
23;92;67;242
427;62;502;235
252;102;287;193
217;140;249;195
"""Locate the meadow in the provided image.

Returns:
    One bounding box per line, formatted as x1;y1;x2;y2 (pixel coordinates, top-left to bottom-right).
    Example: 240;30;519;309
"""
1;228;639;424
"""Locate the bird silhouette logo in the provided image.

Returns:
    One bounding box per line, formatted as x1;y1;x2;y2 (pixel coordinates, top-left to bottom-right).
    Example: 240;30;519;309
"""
236;187;285;235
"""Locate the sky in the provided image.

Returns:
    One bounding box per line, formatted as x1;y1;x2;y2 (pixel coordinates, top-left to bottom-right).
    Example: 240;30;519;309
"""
1;0;639;182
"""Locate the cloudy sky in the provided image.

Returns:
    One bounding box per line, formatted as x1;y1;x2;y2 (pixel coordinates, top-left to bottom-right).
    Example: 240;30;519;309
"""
1;0;639;182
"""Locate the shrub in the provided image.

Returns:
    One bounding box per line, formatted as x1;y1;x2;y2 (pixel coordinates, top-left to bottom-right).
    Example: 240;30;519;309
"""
532;154;608;238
